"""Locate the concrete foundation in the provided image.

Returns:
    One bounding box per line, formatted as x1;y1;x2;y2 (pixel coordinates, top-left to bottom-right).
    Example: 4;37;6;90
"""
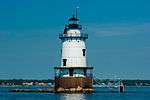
55;77;93;93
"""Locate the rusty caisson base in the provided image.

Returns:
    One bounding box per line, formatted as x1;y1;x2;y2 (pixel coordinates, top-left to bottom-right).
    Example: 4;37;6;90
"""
55;77;93;93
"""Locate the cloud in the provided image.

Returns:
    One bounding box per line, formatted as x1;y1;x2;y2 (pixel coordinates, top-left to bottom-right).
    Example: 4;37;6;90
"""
86;22;150;37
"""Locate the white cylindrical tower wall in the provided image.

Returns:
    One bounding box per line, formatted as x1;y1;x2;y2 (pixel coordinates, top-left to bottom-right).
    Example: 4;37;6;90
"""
60;29;87;67
61;39;86;67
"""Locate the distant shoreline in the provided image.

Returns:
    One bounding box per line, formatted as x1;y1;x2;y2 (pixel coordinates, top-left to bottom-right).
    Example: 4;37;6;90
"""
0;79;150;87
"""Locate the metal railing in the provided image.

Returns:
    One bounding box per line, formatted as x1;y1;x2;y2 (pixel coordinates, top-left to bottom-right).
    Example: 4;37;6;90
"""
54;67;93;78
59;33;88;39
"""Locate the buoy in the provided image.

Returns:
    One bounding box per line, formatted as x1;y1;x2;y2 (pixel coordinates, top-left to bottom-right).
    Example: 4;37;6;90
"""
119;82;124;93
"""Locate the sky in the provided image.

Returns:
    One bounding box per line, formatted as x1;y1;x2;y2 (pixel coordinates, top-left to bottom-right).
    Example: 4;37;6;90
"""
0;0;150;79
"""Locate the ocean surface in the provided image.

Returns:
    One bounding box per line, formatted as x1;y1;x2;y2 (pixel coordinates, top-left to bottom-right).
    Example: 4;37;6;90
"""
0;86;150;100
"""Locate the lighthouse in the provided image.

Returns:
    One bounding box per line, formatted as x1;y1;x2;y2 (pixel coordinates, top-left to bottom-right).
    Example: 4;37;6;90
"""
54;11;93;92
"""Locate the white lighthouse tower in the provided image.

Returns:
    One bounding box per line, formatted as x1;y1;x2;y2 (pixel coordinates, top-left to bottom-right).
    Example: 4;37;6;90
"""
54;11;93;92
60;15;87;68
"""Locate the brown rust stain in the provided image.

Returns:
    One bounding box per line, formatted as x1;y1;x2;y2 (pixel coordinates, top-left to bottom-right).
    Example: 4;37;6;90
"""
55;77;92;89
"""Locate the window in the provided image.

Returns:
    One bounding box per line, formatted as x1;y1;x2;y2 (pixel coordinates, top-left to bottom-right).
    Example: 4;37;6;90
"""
82;49;86;56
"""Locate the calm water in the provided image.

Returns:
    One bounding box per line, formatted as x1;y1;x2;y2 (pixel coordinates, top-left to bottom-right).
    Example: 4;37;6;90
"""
0;86;150;100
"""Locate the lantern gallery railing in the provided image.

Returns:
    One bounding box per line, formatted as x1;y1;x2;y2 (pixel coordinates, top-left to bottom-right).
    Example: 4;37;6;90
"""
59;33;88;39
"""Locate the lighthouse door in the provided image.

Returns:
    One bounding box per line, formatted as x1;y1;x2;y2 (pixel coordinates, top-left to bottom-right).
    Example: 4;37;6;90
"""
63;59;67;66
